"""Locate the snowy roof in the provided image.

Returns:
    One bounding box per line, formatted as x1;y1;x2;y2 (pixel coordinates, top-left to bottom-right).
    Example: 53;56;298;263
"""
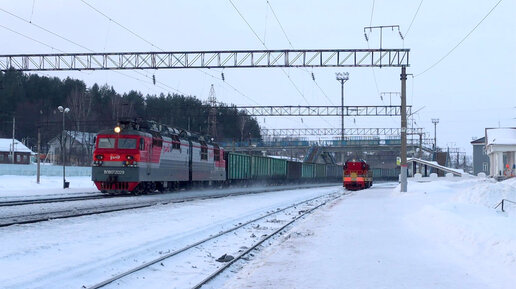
0;138;34;153
486;128;516;146
470;137;485;145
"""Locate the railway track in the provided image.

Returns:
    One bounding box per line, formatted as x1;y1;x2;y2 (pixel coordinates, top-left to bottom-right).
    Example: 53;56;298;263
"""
0;183;340;228
85;191;343;289
0;194;107;207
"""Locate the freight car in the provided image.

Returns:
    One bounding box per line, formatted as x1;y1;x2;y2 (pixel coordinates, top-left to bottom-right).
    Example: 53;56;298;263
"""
92;119;343;194
343;159;373;190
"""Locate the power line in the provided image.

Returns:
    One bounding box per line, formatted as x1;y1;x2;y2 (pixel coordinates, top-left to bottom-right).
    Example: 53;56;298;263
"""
369;0;375;26
365;2;382;101
228;0;266;46
313;79;334;105
79;0;162;51
0;24;62;52
266;1;293;48
0;7;186;95
79;0;253;103
404;0;424;38
0;8;92;52
416;0;503;77
78;0;256;103
227;0;312;106
228;1;336;128
265;1;334;107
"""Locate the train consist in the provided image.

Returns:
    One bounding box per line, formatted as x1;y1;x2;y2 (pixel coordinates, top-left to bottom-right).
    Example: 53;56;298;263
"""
92;119;343;194
343;159;373;190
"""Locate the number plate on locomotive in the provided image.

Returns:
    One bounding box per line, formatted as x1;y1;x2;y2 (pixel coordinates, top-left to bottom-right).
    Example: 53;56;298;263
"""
103;170;125;175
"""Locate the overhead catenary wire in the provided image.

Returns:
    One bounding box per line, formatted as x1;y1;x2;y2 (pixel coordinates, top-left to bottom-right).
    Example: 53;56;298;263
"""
266;1;334;107
228;0;266;46
258;1;336;129
266;0;293;48
0;8;92;52
369;0;375;27
365;1;381;100
79;0;257;105
0;24;62;52
228;0;337;129
0;7;186;96
227;0;312;106
79;0;161;51
416;0;503;77
404;0;424;38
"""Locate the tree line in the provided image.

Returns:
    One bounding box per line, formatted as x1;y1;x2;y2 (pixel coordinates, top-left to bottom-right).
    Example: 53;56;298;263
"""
0;69;261;162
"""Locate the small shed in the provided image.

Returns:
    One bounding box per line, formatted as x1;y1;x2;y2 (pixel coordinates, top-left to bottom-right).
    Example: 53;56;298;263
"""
485;128;516;179
0;138;34;164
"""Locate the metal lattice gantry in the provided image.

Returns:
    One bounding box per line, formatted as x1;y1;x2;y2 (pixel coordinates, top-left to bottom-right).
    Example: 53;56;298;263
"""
0;49;409;71
261;127;424;137
235;105;411;116
0;47;411;192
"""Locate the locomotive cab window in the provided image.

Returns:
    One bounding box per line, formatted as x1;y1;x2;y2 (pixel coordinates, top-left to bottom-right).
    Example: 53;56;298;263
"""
139;138;145;150
118;138;137;149
98;137;115;148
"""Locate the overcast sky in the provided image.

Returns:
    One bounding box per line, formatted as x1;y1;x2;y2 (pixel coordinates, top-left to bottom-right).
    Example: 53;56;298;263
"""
1;0;515;154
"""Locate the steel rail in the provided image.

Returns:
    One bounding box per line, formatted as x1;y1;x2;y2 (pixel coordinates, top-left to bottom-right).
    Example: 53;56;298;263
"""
0;195;107;207
191;192;341;289
0;183;339;228
86;191;342;289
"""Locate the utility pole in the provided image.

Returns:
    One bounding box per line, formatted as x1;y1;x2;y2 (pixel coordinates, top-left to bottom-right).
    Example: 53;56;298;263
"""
336;72;349;165
207;84;218;140
11;116;15;164
335;72;349;141
37;127;41;184
432;118;439;152
400;66;407;192
58;106;70;189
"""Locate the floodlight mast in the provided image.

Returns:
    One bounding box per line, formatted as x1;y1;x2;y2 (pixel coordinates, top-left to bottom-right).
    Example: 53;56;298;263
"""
58;106;70;189
432;118;440;152
336;72;349;142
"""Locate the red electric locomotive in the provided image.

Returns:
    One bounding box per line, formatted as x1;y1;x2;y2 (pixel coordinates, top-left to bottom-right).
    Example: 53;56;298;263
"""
343;159;373;190
92;119;225;194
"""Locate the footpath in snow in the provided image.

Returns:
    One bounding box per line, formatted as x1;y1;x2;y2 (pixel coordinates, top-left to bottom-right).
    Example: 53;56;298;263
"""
218;178;516;289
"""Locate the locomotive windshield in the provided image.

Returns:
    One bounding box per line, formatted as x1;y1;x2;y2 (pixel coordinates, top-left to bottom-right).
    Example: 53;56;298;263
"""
97;137;115;148
118;138;137;149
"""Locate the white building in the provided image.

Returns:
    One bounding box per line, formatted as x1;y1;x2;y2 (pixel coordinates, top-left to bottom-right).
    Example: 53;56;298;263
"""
485;128;516;179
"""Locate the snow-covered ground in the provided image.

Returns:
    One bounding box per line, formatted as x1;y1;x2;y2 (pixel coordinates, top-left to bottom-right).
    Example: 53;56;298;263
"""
216;177;516;289
0;175;515;289
0;175;98;198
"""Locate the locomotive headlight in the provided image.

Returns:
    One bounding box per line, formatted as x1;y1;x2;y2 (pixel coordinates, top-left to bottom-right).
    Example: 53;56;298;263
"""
114;126;121;133
95;154;104;160
126;155;133;160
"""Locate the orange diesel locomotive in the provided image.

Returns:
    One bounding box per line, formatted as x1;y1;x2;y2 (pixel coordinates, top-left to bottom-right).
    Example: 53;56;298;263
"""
343;159;373;190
